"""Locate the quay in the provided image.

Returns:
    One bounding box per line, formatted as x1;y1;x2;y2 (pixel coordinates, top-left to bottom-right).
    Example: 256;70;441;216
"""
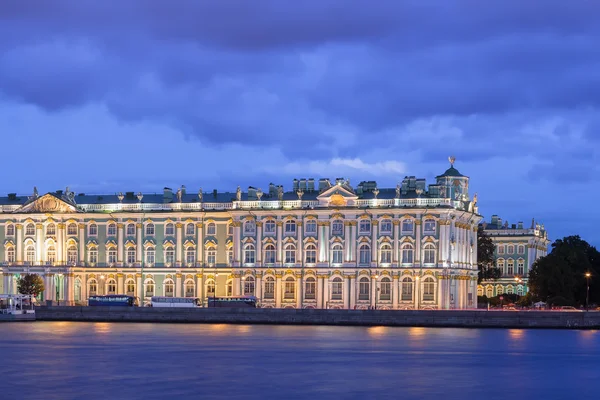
35;307;600;329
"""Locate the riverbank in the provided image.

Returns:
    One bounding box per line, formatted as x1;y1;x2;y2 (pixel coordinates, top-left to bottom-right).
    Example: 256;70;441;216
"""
34;307;600;329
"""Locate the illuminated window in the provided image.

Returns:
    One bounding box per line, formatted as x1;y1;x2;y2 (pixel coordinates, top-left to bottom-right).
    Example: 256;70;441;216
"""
359;244;371;265
165;246;175;265
186;248;196;266
244;244;255;264
145;280;155;297
243;276;255;296
107;223;117;236
380;219;392;235
284;277;295;299
264;220;276;234
6;247;15;263
46;223;56;236
185;280;195;297
126;223;135;236
126;280;136;296
67;246;77;265
380;244;392;264
88;248;98;264
126;248;135;264
423;277;435;301
359;220;371;234
423;243;436;264
88;279;98;296
331;220;343;235
6;224;15;236
284;220;296;235
106;279;116;295
264;277;275;299
358;277;370;300
380;277;391;300
305;277;316;300
145;248;155;265
331;244;343;264
67;223;78;236
145;223;155;236
46;246;56;265
264;244;276;264
88;223;98;236
164;279;174;297
165;223;174;236
25;245;36;264
305;244;317;264
284;244;296;264
423;219;436;234
401;277;413;301
331;277;343;300
244;220;256;235
25;223;35;236
206;248;216;266
207;222;216;235
401;244;414;264
186;223;195;236
107;249;117;265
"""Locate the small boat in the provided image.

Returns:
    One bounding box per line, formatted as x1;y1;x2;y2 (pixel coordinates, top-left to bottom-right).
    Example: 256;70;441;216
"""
0;294;36;321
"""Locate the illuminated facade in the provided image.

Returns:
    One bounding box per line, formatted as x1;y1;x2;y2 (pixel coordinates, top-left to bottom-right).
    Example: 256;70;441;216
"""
478;216;549;298
0;159;481;309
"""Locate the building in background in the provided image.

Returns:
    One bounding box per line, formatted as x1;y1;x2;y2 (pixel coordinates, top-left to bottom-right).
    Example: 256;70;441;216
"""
478;215;550;298
0;159;481;309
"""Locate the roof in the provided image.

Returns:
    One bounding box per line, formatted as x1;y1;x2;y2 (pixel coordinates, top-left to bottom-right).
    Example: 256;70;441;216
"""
436;166;465;178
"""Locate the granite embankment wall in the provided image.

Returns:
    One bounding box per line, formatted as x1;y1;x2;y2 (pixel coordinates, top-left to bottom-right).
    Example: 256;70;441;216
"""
35;307;600;329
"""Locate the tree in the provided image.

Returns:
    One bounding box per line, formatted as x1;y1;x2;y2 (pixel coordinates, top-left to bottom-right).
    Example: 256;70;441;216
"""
477;225;501;283
17;273;45;297
529;236;600;306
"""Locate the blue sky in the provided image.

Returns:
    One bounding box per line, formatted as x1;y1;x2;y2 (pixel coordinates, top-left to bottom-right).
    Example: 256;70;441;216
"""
0;1;598;246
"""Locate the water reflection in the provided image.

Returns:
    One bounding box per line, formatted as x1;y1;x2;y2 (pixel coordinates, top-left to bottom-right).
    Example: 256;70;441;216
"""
0;323;599;400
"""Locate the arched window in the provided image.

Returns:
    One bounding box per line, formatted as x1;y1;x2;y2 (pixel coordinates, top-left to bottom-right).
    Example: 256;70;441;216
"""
284;244;296;264
423;243;436;264
486;286;494;298
264;244;276;264
244;244;256;264
380;277;391;300
227;248;233;265
359;220;371;234
517;286;524;296
284;220;296;235
331;220;343;235
164;279;175;297
264;220;275;234
74;278;82;302
165;223;175;236
106;279;116;295
517;245;525;254
358;277;370;300
145;223;155;236
506;285;514;295
25;245;36;264
423;277;435;301
88;248;98;264
107;223;117;236
126;248;136;264
517;259;525;275
243;276;255;296
145;279;155;297
206;279;215;297
88;223;98;236
227;223;234;236
331;277;343;300
380;243;392;264
477;286;484;297
401;277;413;301
185;248;196;266
226;280;233;296
401;243;414;264
497;258;505;274
284;277;295;299
331;244;343;264
380;219;392;235
67;246;77;265
206;247;216;266
107;248;117;265
359;244;371;265
244;220;256;235
185;280;195;297
67;223;78;235
46;223;56;236
126;280;136;296
423;219;436;234
165;246;175;265
305;277;316;299
186;223;195;236
264;277;275;299
46;246;56;265
305;220;317;235
496;285;504;295
507;245;515;254
507;259;514;275
401;219;414;234
25;223;35;236
88;279;98;296
146;247;155;265
6;224;15;236
305;244;317;264
6;247;15;263
126;223;135;236
207;222;217;235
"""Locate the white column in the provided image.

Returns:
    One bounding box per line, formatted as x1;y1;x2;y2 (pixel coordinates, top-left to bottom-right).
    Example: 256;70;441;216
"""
78;223;85;264
316;277;323;308
322;223;330;263
255;274;262;302
256;222;263;264
392;275;399;309
136;223;142;264
176;223;183;265
275;274;282;308
16;225;23;263
414;276;420;309
36;223;43;265
318;223;326;262
117;223;124;265
196;274;204;300
197;223;204;265
349;277;356;309
296;222;303;264
176;274;182;297
296;274;302;309
371;275;377;308
371;221;378;265
393;221;400;264
415;220;422;267
439;220;446;265
344;222;352;262
344;276;351;309
57;224;64;263
136;274;143;300
117;274;124;294
234;222;242;265
322;276;329;308
276;222;283;264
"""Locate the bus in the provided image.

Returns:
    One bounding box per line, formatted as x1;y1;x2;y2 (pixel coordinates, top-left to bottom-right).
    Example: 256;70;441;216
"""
208;296;257;308
150;296;201;308
88;295;138;307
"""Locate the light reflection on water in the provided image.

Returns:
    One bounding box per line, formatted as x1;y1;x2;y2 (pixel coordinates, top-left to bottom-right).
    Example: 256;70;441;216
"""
1;322;599;400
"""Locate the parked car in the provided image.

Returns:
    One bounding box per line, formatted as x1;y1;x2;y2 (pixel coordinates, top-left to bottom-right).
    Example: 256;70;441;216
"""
560;306;581;311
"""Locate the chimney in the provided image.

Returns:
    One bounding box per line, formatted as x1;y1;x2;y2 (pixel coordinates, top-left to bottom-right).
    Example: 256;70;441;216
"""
163;187;174;203
517;221;523;229
248;186;257;200
491;215;499;227
299;179;307;191
181;185;186;196
269;183;276;197
293;179;299;191
318;178;330;192
307;178;315;192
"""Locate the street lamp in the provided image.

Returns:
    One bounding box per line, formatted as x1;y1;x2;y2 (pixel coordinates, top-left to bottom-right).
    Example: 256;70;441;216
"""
585;272;591;311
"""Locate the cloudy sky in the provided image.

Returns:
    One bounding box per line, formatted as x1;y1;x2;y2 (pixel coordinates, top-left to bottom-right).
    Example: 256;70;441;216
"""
1;1;598;245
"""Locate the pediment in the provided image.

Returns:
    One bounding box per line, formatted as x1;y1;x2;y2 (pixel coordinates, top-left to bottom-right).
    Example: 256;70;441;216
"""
14;193;79;214
317;185;358;207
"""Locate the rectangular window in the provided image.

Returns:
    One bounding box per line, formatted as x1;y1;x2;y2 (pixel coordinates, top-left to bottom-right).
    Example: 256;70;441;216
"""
305;280;316;299
331;221;343;235
305;221;317;234
401;220;414;234
331;281;343;300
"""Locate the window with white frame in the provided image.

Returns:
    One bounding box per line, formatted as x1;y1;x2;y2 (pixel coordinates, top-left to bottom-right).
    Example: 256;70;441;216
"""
88;223;98;236
380;219;392;235
46;246;56;265
107;223;117;236
244;276;255;295
186;223;195;236
358;277;370;300
506;285;514;295
359;220;371;235
264;244;276;264
206;248;216;265
126;223;135;236
126;248;136;264
227;248;233;265
67;246;77;265
423;243;436;264
88;248;98;264
25;245;35;263
284;277;295;299
507;259;514;275
284;220;296;235
331;244;343;264
6;224;15;236
226;280;233;296
305;277;316;299
145;280;155;297
305;244;317;264
497;245;505;254
206;280;215;296
244;244;256;264
67;223;78;235
6;247;15;263
380;244;392;264
497;258;505;274
359;244;371;265
207;222;216;235
107;249;117;264
507;245;515;254
517;245;525;254
496;285;504;295
401;277;413;301
146;248;155;265
88;279;98;296
423;219;436;234
46;223;56;236
284;244;296;264
331;220;343;235
227;223;233;236
244;220;256;235
517;259;524;275
423;277;435;301
264;277;275;299
401;244;414;264
185;281;195;297
264;220;276;234
126;280;135;296
380;277;391;300
186;248;196;266
145;223;155;236
107;279;116;295
165;247;175;265
305;220;317;234
25;223;35;236
331;277;343;300
165;223;175;236
401;220;414;234
164;279;174;297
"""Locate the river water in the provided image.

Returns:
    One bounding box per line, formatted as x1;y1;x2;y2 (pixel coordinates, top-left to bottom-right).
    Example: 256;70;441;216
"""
0;322;599;399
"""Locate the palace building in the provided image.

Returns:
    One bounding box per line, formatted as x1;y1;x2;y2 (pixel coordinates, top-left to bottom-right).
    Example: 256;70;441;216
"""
478;215;550;298
0;159;482;309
